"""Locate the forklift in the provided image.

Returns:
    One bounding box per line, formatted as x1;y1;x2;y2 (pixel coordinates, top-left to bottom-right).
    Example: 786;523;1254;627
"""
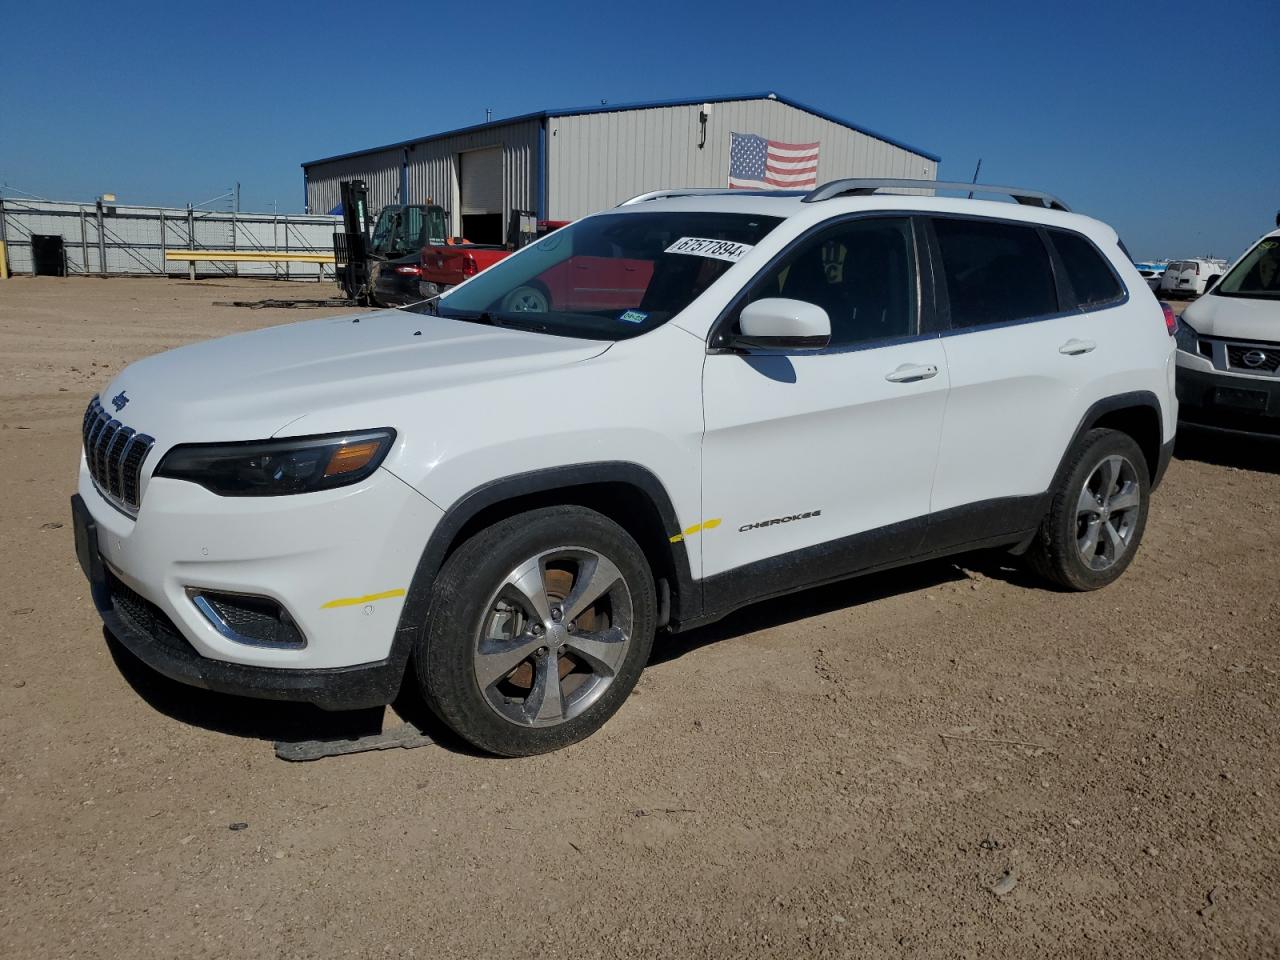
333;179;563;307
333;179;448;306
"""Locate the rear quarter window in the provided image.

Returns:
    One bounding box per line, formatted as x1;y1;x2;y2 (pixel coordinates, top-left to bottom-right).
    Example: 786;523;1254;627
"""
1047;230;1125;308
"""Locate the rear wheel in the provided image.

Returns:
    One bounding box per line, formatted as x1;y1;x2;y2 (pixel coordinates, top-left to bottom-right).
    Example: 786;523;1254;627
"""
1025;429;1150;591
416;506;655;756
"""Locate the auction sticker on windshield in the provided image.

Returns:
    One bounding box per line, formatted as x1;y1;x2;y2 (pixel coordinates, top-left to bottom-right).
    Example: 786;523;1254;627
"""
664;237;754;262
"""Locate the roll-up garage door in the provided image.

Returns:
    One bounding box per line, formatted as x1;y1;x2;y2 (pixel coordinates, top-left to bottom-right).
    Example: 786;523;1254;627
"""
459;147;503;215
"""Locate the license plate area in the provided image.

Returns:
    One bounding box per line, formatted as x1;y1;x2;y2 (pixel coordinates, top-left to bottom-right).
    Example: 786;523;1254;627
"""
1213;386;1269;412
71;495;108;599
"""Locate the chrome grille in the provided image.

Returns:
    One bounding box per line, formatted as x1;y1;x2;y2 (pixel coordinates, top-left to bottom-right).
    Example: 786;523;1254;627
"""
82;396;156;514
1227;344;1280;374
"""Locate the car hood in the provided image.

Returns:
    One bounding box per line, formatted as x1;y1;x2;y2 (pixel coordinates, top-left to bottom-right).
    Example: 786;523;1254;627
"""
98;309;611;445
1183;293;1280;342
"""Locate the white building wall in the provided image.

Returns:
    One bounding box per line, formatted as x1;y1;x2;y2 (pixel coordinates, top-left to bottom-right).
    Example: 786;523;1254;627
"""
546;97;937;221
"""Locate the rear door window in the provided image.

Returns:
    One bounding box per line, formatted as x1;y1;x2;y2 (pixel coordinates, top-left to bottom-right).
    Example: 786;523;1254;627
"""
1047;230;1125;308
932;218;1059;329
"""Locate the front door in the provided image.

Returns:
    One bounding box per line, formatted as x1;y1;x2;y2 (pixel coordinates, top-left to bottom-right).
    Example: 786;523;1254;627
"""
700;216;948;611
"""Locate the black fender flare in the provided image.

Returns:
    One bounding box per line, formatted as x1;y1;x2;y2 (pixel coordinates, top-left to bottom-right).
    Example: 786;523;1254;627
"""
1049;390;1171;493
385;461;700;675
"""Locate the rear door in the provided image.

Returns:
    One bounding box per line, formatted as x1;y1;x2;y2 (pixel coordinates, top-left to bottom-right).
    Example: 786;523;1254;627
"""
925;216;1121;548
700;216;949;604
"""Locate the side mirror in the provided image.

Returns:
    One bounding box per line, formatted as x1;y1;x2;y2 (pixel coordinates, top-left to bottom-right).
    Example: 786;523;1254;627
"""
727;298;831;351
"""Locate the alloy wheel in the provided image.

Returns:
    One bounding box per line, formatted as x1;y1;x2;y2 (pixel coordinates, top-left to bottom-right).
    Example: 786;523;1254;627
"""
473;547;632;727
1075;455;1142;571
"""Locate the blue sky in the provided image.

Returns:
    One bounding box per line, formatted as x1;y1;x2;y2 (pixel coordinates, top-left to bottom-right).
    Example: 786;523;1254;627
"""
1;0;1276;260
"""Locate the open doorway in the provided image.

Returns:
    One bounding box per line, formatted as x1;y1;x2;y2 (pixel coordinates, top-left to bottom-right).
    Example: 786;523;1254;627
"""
458;147;504;244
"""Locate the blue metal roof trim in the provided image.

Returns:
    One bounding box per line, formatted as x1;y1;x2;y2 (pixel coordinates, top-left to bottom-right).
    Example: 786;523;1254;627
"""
300;91;940;168
543;91;942;163
300;110;551;167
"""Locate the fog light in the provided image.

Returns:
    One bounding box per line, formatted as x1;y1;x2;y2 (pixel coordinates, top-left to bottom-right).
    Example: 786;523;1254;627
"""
187;589;306;648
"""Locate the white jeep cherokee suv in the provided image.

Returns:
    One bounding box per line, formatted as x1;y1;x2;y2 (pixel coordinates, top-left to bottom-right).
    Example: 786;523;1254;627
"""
72;179;1178;756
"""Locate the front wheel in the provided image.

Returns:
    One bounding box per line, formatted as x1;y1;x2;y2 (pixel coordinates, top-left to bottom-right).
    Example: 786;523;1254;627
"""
1025;428;1150;591
416;506;656;756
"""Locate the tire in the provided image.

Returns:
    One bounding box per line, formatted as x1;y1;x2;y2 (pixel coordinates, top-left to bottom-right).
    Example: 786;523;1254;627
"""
416;505;656;756
500;284;549;313
1025;428;1150;591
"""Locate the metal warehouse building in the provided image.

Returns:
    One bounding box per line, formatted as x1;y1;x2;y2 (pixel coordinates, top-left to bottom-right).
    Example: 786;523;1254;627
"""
301;91;939;244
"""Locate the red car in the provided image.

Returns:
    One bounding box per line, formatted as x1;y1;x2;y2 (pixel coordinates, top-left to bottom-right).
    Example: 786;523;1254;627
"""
418;220;571;296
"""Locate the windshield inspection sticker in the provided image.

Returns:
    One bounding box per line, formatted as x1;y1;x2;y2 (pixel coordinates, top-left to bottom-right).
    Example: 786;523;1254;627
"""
618;310;648;324
665;236;753;262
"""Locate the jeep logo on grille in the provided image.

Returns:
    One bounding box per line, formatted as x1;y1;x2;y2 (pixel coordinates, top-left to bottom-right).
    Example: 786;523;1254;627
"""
1243;350;1268;368
111;390;129;412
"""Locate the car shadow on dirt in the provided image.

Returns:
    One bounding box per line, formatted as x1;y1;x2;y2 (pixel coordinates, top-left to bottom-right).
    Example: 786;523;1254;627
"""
1174;427;1280;474
103;627;476;753
650;557;986;665
104;551;1034;752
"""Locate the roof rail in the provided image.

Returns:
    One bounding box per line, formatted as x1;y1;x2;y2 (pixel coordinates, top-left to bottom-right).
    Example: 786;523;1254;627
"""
617;188;748;206
803;178;1070;211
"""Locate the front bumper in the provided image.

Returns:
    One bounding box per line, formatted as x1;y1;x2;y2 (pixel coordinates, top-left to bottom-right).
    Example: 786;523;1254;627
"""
86;536;404;710
1175;359;1280;436
74;457;443;709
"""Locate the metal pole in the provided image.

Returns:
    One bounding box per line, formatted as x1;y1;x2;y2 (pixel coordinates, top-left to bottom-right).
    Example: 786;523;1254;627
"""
231;209;238;278
80;207;88;275
159;211;166;276
187;204;196;281
95;200;107;277
0;196;8;280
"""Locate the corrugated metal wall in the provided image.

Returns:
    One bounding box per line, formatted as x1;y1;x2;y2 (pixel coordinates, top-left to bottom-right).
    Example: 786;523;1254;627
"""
546;98;937;220
303;146;404;218
406;118;539;237
0;199;340;278
304;118;540;239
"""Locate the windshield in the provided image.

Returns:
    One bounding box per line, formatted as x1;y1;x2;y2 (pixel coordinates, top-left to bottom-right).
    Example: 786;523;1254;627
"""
409;211;782;340
370;206;447;257
1213;236;1280;300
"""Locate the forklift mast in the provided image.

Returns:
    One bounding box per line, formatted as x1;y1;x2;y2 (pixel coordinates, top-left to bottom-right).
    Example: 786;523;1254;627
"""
334;180;372;300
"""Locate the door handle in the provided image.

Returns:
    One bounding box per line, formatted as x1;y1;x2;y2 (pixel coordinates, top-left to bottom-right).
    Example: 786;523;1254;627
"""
884;363;939;383
1059;338;1097;356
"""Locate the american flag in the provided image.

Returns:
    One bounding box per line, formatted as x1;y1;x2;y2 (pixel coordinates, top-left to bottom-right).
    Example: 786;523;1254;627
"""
728;131;821;190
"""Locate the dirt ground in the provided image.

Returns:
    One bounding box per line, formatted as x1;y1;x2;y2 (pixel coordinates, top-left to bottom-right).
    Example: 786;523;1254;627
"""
0;276;1277;959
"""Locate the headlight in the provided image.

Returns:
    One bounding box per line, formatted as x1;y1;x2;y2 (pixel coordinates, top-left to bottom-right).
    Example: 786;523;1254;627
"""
155;429;395;496
1174;316;1199;354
